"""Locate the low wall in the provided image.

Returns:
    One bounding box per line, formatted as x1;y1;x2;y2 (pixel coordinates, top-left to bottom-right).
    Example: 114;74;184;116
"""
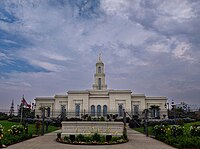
61;121;124;137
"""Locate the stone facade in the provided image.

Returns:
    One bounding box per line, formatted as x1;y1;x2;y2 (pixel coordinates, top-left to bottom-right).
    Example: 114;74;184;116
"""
35;54;167;119
61;121;124;136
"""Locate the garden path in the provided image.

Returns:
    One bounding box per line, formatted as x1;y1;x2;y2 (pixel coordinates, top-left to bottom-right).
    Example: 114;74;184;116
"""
6;128;176;149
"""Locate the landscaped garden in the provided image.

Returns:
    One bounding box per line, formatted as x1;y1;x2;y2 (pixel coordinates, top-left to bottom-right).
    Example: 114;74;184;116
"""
0;120;58;147
57;133;128;145
134;121;200;149
57;120;128;145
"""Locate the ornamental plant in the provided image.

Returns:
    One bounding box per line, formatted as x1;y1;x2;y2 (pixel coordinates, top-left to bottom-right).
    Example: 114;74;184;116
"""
0;124;3;146
92;133;101;142
76;134;85;142
190;125;200;137
9;124;24;135
153;124;184;137
153;125;167;137
170;125;184;136
60;133;127;144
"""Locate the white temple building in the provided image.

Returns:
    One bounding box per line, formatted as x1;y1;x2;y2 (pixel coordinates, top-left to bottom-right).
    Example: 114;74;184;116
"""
35;54;167;119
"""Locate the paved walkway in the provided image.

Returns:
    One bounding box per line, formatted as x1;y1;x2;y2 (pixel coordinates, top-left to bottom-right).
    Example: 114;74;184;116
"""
6;128;176;149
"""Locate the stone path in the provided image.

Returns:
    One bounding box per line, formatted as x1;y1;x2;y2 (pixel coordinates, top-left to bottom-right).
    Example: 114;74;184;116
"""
6;128;176;149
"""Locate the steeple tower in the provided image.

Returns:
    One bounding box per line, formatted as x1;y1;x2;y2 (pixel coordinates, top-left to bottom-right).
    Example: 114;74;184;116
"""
93;53;107;90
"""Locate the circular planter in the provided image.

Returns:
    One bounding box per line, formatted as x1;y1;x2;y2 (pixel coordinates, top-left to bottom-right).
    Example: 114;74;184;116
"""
56;138;129;145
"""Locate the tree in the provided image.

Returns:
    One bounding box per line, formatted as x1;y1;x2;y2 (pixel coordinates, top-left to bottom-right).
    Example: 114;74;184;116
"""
18;106;32;118
9;100;14;117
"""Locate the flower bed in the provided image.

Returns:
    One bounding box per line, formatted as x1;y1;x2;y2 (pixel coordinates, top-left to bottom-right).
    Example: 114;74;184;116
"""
153;124;184;137
190;125;200;137
152;124;200;148
0;124;3;147
0;124;32;147
57;133;128;145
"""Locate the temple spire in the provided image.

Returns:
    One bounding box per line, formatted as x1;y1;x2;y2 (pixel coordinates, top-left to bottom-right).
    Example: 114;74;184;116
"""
93;53;107;90
98;52;102;61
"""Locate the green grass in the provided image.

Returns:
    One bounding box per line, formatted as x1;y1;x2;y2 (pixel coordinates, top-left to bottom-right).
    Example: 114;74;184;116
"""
184;121;200;133
134;126;153;135
0;120;58;135
0;121;18;132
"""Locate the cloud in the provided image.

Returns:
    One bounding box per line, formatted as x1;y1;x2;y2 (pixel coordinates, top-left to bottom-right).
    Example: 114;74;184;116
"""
172;42;195;62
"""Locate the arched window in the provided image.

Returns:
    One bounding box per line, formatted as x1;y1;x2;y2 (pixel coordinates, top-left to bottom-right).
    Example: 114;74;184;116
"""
118;104;123;117
61;105;66;119
47;107;50;117
155;109;160;118
133;105;139;116
150;105;160;118
75;104;80;116
103;105;107;116
98;78;101;90
98;66;101;73
91;105;95;116
61;105;66;115
97;105;101;116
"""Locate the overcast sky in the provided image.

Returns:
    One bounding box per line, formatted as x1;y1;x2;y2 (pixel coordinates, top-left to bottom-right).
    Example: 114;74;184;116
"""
0;0;200;110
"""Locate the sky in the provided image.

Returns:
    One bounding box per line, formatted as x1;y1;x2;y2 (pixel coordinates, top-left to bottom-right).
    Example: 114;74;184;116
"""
0;0;200;110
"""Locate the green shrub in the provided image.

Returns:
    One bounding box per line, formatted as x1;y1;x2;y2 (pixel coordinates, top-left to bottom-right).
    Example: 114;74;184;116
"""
0;113;8;120
9;125;24;135
76;134;85;142
87;116;91;121
0;124;3;136
153;125;167;137
0;124;3;146
92;133;101;142
152;123;200;148
164;136;200;148
100;117;105;121
111;136;120;142
2;133;32;146
62;134;127;144
190;125;200;137
84;135;92;143
170;125;184;136
153;125;184;138
100;135;106;143
64;136;70;142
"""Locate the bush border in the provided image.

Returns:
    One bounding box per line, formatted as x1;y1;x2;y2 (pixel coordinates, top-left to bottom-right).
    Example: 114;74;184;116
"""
56;138;128;145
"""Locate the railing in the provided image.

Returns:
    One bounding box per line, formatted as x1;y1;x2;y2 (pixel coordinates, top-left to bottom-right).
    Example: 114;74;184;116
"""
35;109;168;119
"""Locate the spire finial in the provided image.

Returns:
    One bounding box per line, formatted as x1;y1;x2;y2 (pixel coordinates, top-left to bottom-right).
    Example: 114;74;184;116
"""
99;52;102;61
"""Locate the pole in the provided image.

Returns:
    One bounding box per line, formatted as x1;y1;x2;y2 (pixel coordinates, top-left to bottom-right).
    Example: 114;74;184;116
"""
123;109;127;140
167;103;169;119
144;109;148;137
174;105;176;124
41;108;45;136
20;104;23;124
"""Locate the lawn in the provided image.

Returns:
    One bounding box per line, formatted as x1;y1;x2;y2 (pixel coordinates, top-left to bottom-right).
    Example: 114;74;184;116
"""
134;126;153;135
0;120;58;135
183;121;200;133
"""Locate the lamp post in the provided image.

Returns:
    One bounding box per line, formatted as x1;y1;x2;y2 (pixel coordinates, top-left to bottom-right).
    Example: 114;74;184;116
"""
144;109;149;137
171;100;176;124
41;107;45;136
164;102;169;119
